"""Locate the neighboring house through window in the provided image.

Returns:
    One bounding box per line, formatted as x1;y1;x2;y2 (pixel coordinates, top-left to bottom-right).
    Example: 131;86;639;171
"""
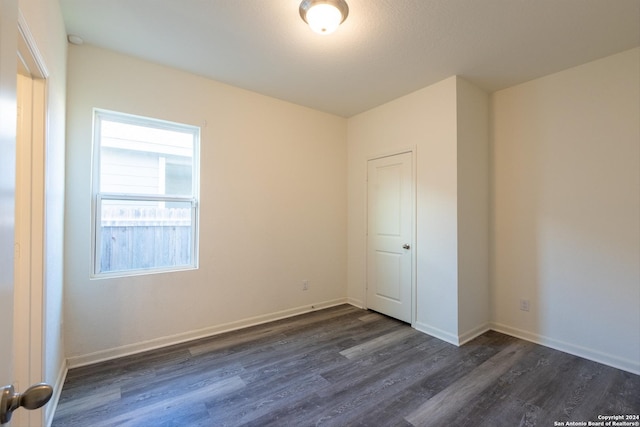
92;109;200;277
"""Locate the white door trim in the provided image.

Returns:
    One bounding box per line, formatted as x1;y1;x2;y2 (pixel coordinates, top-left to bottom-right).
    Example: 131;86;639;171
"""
365;147;416;326
14;12;48;427
18;11;49;79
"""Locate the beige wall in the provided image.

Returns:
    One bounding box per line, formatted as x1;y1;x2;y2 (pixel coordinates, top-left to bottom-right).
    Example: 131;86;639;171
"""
347;76;490;344
348;77;458;336
64;42;638;376
456;78;490;340
491;48;640;373
64;45;348;363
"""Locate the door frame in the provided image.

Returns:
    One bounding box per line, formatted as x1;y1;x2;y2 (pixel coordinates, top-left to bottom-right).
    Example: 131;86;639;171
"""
14;13;48;427
365;147;417;326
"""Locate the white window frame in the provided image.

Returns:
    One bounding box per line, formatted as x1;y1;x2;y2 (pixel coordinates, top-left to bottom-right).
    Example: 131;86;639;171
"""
91;109;200;278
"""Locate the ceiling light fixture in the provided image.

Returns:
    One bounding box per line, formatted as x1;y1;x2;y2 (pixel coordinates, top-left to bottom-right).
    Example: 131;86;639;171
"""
299;0;349;35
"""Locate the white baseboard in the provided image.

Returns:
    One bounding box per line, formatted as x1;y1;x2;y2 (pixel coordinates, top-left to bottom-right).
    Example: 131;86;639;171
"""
458;322;491;346
347;297;365;309
412;321;491;347
66;298;349;368
491;322;640;376
45;359;68;427
413;321;461;346
64;302;638;377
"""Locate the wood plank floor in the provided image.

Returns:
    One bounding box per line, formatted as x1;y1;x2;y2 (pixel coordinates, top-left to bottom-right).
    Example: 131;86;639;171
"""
53;305;640;426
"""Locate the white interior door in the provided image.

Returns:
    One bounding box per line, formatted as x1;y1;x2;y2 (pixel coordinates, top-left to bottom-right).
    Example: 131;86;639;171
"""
0;1;18;422
2;26;49;426
366;151;414;323
1;68;46;427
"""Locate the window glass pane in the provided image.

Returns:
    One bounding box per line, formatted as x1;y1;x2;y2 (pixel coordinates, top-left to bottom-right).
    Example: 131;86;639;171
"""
99;119;194;195
165;162;192;196
99;199;193;274
93;110;199;277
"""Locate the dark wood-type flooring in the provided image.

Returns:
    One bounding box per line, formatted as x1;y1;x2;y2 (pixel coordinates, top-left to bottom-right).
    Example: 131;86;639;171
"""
53;305;640;426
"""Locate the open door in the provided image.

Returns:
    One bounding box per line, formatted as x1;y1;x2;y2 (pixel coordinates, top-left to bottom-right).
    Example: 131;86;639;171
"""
0;1;19;424
0;19;52;427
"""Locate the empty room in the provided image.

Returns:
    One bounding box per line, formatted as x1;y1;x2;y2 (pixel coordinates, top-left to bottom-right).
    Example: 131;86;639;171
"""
0;0;638;426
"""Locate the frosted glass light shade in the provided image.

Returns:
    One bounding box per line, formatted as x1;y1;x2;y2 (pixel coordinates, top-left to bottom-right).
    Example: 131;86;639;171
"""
299;0;349;35
306;4;342;34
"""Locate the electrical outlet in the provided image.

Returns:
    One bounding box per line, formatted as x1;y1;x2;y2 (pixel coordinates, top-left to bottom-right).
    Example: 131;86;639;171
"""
520;299;530;312
303;280;309;291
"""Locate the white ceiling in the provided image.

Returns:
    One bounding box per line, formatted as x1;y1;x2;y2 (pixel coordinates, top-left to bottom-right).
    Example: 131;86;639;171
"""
60;0;640;117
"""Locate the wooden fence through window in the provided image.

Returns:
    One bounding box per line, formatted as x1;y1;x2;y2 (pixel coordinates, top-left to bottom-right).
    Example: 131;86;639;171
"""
100;206;192;272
